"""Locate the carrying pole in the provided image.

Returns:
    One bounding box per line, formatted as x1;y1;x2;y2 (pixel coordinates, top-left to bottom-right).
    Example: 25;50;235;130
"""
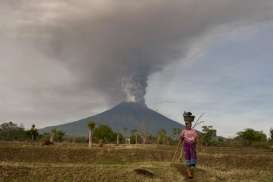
172;140;181;162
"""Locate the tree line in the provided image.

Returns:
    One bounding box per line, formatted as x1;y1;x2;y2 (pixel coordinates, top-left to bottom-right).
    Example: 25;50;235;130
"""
0;121;272;148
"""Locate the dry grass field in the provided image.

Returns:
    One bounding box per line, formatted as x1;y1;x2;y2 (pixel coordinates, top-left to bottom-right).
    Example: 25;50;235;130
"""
0;142;272;182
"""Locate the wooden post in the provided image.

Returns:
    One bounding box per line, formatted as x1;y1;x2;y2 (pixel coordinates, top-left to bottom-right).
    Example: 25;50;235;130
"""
88;129;92;148
117;134;119;145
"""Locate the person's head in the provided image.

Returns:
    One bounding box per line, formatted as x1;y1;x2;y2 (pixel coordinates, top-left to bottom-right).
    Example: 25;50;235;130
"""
183;111;195;129
185;121;192;129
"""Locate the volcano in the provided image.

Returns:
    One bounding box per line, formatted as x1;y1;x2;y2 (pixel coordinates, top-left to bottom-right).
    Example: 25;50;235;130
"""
40;102;184;136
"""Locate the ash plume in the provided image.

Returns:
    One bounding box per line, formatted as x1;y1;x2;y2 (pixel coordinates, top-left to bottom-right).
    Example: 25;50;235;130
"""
1;0;273;109
122;73;147;105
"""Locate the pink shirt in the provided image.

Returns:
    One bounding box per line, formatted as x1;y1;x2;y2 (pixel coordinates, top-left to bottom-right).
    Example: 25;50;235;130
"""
180;128;198;143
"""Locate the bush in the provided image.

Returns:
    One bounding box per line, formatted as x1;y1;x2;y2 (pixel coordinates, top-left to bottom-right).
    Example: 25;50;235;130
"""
93;124;116;143
0;122;28;141
237;128;267;146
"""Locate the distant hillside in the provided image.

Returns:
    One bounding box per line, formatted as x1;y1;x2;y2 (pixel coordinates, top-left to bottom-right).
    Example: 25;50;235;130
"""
40;102;184;136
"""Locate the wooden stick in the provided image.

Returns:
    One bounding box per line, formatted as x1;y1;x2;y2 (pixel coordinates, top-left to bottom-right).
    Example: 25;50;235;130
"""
172;140;181;162
177;146;183;162
172;141;180;162
193;121;205;129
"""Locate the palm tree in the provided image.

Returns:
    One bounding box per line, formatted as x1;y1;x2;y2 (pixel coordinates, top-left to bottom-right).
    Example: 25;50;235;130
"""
116;132;120;145
157;129;167;144
123;127;128;144
88;122;96;148
138;122;149;144
50;128;57;143
30;124;38;141
270;128;273;143
172;128;181;140
50;128;65;143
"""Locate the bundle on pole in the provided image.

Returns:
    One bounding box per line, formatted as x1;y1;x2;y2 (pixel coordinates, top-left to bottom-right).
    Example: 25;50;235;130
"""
192;113;205;129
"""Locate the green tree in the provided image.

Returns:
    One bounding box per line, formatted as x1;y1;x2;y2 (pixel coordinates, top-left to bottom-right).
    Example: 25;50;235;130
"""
116;132;124;145
157;128;167;144
50;129;65;142
87;122;96;148
201;125;217;146
131;129;140;144
172;128;181;140
0;122;27;141
93;124;116;143
237;128;267;145
270;128;273;143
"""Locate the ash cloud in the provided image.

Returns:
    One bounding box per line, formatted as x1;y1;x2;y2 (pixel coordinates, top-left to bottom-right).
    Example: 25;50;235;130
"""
1;0;273;124
34;0;273;105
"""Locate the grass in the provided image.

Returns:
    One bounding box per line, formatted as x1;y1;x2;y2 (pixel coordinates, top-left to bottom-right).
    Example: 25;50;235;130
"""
0;142;272;181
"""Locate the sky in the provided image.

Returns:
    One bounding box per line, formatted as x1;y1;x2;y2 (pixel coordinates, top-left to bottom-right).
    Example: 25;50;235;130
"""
146;23;273;137
0;0;273;137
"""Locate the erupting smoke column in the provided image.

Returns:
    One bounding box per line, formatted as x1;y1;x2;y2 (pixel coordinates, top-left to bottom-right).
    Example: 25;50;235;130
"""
4;0;273;106
122;74;147;105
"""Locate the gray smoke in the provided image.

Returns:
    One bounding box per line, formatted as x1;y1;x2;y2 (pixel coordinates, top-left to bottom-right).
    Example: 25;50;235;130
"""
2;0;273;108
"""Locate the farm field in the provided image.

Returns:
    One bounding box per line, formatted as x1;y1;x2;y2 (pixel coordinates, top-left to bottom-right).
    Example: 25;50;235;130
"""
0;142;272;182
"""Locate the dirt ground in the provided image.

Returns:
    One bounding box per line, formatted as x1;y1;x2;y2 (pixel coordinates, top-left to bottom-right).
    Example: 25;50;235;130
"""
0;142;272;182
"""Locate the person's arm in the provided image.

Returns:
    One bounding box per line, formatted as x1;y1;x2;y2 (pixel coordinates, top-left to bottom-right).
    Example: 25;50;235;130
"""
179;129;185;143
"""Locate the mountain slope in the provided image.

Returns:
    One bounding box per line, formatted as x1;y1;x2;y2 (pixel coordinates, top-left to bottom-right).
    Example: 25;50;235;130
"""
40;102;184;136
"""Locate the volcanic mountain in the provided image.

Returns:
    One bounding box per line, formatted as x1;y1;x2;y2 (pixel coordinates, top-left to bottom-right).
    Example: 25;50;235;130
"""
40;102;184;136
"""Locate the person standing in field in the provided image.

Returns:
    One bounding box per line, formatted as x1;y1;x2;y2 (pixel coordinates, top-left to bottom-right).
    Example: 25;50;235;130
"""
180;111;198;179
